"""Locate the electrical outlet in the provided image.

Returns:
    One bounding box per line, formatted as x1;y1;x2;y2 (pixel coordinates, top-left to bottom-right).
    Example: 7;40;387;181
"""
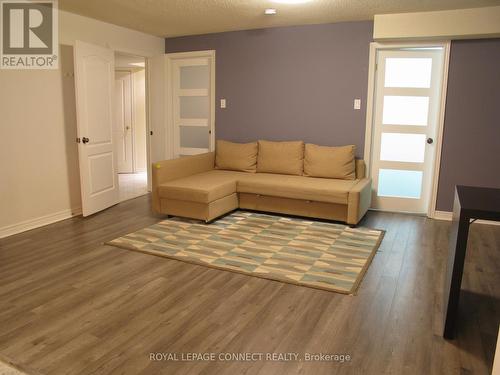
354;99;361;110
220;99;226;109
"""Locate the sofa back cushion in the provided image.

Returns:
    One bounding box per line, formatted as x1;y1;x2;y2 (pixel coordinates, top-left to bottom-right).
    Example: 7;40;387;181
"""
257;140;304;175
215;140;258;173
304;144;356;180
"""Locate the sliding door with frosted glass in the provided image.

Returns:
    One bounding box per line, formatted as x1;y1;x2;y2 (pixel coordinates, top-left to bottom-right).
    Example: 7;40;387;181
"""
171;54;214;157
370;48;445;213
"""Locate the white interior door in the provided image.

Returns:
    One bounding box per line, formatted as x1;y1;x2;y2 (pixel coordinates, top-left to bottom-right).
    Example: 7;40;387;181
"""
168;51;215;158
370;48;446;213
74;40;119;216
114;71;134;173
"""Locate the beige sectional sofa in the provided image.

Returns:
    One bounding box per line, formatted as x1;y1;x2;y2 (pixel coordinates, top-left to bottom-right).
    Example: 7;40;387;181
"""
152;140;372;225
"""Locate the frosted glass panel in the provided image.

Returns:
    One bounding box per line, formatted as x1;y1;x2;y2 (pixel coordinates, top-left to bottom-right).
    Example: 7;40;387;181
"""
180;126;209;149
180;96;209;119
378;169;423;199
382;96;429;126
385;58;432;88
180;65;209;89
380;133;426;163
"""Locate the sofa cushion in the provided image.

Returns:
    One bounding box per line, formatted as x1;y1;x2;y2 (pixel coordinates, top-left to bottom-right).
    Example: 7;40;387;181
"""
304;144;356;180
257;140;304;176
158;171;241;203
236;173;358;204
215;140;258;173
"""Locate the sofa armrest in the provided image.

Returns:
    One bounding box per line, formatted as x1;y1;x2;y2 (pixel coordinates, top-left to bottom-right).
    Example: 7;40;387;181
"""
347;178;372;225
152;152;215;213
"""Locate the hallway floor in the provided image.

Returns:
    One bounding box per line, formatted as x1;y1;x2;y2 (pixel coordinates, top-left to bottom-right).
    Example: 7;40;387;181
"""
118;172;148;202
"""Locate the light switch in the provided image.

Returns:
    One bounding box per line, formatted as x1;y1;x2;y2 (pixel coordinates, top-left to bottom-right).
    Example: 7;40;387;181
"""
354;99;361;110
220;99;226;109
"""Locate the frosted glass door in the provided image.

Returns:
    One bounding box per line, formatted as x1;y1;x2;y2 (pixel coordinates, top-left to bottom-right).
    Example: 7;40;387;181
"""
370;48;446;213
171;54;214;157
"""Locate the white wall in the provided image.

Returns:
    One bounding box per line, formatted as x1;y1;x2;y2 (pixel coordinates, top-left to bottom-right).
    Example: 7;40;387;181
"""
374;6;500;40
59;10;164;56
0;10;165;238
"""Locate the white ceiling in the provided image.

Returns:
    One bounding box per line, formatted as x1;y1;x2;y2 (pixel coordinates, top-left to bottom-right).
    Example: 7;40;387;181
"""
59;0;500;38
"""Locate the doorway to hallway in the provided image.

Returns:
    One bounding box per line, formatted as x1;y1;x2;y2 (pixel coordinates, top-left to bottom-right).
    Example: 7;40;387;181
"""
115;53;149;202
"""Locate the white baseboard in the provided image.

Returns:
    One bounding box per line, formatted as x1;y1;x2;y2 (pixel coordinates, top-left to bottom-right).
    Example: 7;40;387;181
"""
0;207;82;239
433;210;500;226
433;211;453;221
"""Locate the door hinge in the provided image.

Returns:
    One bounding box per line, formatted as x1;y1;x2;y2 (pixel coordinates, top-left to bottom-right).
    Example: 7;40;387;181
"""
150;131;153;136
76;137;81;143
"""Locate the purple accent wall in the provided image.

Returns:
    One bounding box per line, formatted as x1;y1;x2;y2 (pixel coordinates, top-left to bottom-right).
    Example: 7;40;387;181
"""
436;39;500;211
165;22;373;157
166;25;499;212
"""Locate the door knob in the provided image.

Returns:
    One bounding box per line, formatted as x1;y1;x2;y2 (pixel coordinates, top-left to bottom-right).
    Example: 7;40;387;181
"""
427;138;434;144
82;137;89;144
126;126;130;130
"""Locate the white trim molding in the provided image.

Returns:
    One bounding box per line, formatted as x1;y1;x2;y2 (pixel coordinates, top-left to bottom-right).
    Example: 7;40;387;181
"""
0;207;82;239
434;211;500;226
433;210;453;221
363;42;377;177
428;42;451;219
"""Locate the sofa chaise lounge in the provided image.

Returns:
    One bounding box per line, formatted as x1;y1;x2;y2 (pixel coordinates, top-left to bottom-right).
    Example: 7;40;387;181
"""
152;140;372;225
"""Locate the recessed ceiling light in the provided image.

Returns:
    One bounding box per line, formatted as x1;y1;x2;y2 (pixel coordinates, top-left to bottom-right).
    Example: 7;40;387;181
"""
271;0;312;4
264;8;277;15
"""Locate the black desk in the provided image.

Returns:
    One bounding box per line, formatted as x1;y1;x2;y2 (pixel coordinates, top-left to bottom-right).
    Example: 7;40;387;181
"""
443;185;500;339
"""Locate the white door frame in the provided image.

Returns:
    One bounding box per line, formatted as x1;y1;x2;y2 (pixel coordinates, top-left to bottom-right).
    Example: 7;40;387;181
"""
363;41;451;218
108;47;160;193
165;50;216;159
93;43;162;193
114;52;154;192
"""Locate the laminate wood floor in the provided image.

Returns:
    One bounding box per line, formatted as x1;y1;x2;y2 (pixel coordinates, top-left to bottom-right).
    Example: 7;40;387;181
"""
0;195;498;375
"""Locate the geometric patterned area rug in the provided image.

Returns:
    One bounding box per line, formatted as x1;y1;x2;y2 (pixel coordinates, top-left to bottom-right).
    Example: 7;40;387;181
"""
107;211;384;295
